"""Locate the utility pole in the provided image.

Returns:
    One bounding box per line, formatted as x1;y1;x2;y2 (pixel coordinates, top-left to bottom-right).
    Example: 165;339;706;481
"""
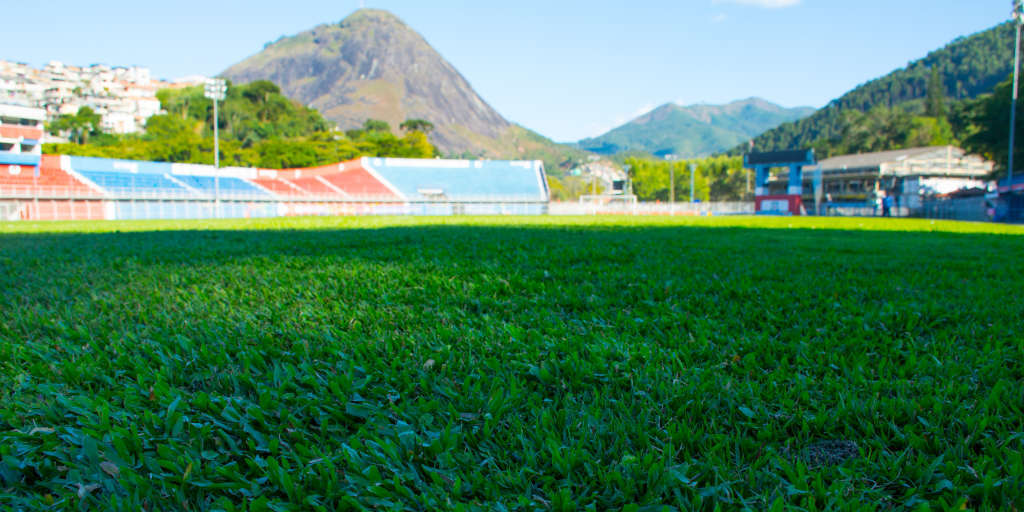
670;164;675;205
665;154;677;210
204;78;226;217
689;163;696;203
1009;0;1023;185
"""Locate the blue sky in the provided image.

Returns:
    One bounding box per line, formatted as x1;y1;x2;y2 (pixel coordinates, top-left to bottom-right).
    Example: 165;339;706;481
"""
0;1;1011;142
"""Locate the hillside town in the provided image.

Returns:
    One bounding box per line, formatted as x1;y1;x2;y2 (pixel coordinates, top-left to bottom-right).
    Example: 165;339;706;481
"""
0;60;203;136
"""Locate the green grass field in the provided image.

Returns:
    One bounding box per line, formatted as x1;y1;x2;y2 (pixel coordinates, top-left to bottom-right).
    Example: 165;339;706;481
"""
1;216;1022;511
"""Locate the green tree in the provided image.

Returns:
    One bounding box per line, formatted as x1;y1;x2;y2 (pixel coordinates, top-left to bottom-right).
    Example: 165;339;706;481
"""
624;157;717;202
905;116;955;148
363;119;391;133
143;114;194;140
400;119;435;133
926;67;947;118
47;106;102;144
957;74;1021;179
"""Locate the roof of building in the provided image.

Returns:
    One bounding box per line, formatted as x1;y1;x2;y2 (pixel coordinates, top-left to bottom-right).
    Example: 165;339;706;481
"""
817;146;962;172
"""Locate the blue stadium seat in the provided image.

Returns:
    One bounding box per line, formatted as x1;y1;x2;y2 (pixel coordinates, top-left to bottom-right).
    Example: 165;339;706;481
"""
172;175;271;197
77;171;189;196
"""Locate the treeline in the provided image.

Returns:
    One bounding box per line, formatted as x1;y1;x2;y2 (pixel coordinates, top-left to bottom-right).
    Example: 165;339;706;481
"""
739;22;1015;159
545;155;749;202
625;156;747;202
43;80;438;168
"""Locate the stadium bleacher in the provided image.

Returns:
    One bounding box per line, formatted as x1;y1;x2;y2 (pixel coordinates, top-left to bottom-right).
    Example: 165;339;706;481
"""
286;176;343;196
0;155;98;197
320;166;399;198
2;154;550;220
250;177;307;197
68;156;189;196
76;170;189;196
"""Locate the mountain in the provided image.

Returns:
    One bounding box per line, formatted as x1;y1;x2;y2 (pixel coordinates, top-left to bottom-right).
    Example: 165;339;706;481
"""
577;98;814;158
740;21;1017;156
221;9;583;167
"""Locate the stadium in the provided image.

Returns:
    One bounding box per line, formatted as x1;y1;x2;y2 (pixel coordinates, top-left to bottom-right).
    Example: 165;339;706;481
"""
3;4;1024;511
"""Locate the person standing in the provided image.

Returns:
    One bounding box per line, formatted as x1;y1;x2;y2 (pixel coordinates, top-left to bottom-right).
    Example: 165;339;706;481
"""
882;192;893;217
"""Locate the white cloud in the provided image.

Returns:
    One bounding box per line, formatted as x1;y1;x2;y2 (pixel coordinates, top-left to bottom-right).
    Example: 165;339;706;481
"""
711;13;728;23
712;0;801;8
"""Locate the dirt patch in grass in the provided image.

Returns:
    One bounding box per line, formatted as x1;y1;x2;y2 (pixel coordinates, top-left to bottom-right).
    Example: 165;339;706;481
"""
795;440;860;468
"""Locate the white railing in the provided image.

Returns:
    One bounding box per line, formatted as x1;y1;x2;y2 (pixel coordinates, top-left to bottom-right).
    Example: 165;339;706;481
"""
0;185;547;204
0;184;103;199
550;201;755;216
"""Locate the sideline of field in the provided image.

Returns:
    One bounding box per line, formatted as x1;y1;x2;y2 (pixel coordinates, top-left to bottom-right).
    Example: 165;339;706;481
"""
2;214;1023;236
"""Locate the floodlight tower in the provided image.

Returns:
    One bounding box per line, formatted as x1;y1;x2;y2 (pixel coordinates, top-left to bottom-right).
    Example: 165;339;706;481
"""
204;78;227;217
1010;0;1023;185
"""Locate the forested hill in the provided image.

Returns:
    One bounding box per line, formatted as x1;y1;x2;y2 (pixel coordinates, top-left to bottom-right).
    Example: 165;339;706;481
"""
738;21;1016;156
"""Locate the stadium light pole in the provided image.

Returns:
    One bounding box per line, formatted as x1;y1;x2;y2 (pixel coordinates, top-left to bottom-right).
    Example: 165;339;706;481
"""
1010;0;1023;186
204;79;227;217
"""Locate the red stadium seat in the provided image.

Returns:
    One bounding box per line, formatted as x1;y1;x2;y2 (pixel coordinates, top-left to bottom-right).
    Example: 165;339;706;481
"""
0;155;98;197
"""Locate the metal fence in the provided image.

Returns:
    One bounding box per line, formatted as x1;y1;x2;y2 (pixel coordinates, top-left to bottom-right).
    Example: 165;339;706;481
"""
823;203;912;218
0;184;543;204
550;201;755;216
918;197;989;222
2;185;1012;223
0;186;550;221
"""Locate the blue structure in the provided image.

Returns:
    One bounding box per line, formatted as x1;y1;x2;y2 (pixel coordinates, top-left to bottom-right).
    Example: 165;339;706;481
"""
68;156;186;195
68;156;175;175
68;156;273;198
744;149;816;215
0;153;41;167
172;175;271;196
76;170;188;195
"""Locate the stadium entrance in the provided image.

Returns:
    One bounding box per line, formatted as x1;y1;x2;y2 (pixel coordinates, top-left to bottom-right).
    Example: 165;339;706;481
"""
744;149;816;215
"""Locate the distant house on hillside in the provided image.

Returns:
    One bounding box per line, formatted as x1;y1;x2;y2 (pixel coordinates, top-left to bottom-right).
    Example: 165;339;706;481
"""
766;146;993;210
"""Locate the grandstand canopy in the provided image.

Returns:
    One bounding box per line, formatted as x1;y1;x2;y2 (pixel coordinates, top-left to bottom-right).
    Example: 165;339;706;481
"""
814;146;992;178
